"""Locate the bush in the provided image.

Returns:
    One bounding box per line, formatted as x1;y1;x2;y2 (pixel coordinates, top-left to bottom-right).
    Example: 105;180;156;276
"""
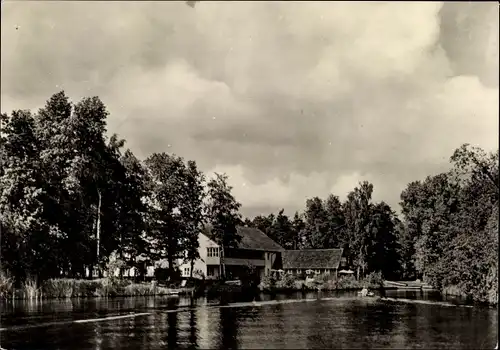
22;276;40;299
0;270;13;298
319;273;333;283
365;271;384;287
43;279;74;298
259;275;277;291
276;274;296;290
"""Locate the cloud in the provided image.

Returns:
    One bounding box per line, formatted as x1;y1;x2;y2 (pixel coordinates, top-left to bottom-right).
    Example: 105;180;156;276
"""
1;2;498;217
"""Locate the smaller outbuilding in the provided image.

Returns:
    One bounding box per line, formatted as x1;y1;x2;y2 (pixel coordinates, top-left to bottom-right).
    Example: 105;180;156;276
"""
282;249;347;279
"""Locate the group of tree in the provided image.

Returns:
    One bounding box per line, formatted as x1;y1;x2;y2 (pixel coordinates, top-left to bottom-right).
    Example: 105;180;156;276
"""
1;92;497;304
0;92;242;285
399;144;498;304
244;144;498;304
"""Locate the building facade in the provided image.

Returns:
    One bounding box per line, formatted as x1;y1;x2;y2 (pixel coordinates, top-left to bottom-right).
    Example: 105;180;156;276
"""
178;226;284;280
282;249;347;278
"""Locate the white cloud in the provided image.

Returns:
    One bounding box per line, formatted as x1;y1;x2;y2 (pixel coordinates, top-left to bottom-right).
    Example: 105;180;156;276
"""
1;2;498;217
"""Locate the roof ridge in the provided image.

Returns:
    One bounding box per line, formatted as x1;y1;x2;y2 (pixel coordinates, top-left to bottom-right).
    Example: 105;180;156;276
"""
284;248;342;251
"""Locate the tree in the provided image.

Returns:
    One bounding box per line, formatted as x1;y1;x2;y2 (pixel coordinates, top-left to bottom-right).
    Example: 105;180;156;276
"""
366;202;400;280
303;197;329;249
343;181;374;279
395;218;416;280
205;173;242;279
399;144;498;304
144;153;189;280
115;149;149;274
251;214;275;241
272;209;293;249
323;194;345;249
400;173;460;285
179;160;205;278
0;109;57;282
291;211;306;250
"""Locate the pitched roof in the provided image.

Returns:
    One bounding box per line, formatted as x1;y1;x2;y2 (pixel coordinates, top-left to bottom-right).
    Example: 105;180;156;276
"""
236;226;284;251
202;225;284;252
282;249;344;269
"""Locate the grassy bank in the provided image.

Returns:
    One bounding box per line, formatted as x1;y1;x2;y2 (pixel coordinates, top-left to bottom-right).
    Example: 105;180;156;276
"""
0;275;193;300
258;272;384;293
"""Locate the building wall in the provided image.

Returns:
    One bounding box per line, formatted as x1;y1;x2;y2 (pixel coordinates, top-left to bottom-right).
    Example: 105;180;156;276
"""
264;252;278;276
178;233;220;279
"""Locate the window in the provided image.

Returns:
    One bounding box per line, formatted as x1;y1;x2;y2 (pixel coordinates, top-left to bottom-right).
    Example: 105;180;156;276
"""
207;247;219;257
207;266;218;277
324;269;330;275
183;267;190;276
315;270;321;275
287;270;293;275
297;269;302;274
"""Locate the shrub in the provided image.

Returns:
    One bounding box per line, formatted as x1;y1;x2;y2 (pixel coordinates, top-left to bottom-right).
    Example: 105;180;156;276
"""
319;273;333;283
23;276;40;299
276;274;296;290
259;275;277;291
365;271;384;287
335;275;362;290
0;270;13;298
43;279;74;298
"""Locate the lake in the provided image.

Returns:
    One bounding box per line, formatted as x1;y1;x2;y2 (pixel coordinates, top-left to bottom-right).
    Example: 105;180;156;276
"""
0;290;497;349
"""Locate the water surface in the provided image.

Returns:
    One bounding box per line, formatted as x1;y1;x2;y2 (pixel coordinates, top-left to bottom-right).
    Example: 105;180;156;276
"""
0;290;497;349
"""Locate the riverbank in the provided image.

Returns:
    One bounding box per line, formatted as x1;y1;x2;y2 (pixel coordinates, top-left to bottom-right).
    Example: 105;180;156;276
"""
251;272;388;295
0;277;194;300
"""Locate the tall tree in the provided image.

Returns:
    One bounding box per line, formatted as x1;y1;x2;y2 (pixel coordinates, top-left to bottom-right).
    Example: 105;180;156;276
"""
179;160;205;278
343;181;374;279
323;194;345;248
400;173;460;286
205;173;242;279
0;109;56;282
115;149;149;273
144;153;189;280
291;211;306;250
366;202;400;280
395;218;416;280
303;197;329;249
272;209;293;249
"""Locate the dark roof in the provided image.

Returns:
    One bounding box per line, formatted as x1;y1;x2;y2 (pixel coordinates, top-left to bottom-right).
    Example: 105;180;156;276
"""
202;226;284;252
282;249;344;269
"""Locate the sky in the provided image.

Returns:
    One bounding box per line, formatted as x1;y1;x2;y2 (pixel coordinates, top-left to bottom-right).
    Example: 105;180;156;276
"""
1;1;498;218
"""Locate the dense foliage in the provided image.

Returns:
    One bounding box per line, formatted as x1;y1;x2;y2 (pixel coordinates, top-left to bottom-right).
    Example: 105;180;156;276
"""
0;92;240;285
1;92;497;304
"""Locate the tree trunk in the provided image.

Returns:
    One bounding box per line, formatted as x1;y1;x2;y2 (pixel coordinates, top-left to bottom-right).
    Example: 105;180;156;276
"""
168;256;174;281
190;260;194;279
96;189;102;277
220;246;226;281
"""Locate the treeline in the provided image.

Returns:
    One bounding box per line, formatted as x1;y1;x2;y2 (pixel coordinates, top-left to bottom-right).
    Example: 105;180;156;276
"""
1;92;497;304
0;92;242;284
243;146;498;304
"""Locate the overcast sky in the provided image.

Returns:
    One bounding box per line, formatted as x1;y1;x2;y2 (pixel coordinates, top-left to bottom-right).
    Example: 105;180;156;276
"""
1;2;498;218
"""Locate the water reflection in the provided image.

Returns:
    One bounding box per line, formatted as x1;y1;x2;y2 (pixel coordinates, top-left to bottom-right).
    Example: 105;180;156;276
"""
188;309;198;349
218;308;239;349
1;292;497;350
